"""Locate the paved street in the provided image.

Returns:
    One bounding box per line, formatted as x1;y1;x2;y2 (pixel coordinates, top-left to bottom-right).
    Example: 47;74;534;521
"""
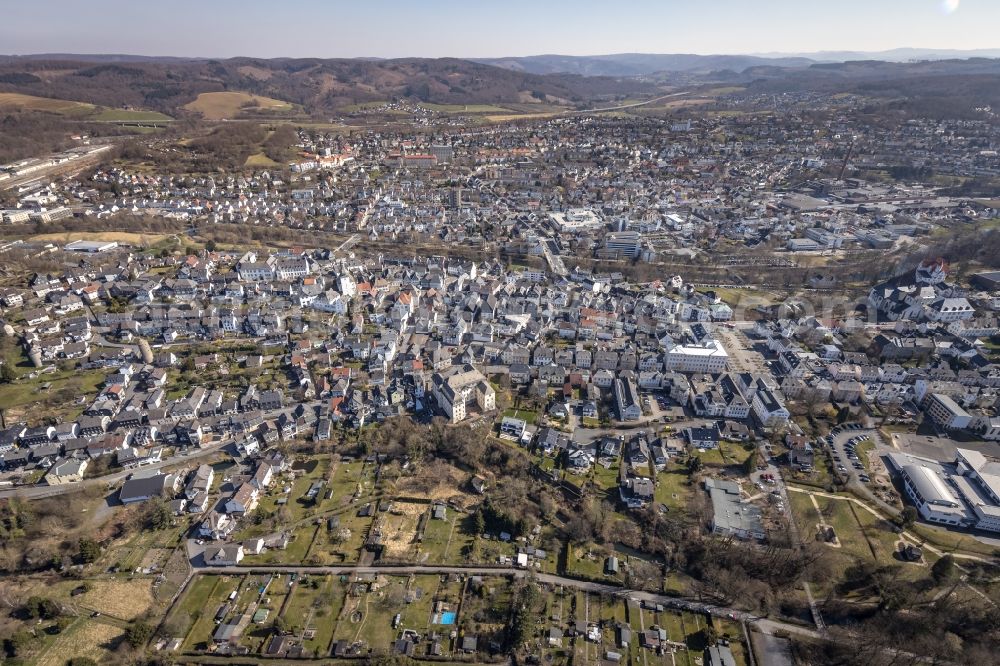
0;438;232;500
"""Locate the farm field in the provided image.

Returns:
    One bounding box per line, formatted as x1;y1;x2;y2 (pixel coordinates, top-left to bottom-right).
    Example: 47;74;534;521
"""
485;111;562;122
183;91;294;119
0;93;174;123
420;103;513;113
90;108;173;122
0;92;95;115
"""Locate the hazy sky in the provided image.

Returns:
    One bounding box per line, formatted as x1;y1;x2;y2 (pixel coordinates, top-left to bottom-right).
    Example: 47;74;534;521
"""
2;0;996;58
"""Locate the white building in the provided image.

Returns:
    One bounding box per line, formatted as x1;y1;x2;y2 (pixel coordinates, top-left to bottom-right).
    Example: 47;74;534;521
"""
614;378;642;421
548;208;602;232
431;365;496;423
665;339;729;374
924;393;972;430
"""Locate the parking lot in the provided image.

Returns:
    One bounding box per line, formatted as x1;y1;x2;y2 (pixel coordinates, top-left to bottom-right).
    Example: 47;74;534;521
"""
713;326;770;374
888;431;1000;463
827;424;878;486
820;424;902;508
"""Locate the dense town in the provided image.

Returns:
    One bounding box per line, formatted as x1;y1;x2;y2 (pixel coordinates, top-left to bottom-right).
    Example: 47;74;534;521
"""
1;86;999;666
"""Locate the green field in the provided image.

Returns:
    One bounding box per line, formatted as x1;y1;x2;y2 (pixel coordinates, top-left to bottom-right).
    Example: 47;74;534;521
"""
90;108;173;122
0;340;107;421
280;575;345;655
502;407;538;424
245;152;280;168
183;91;295;120
0;92;95;116
421;103;513;113
655;468;695;510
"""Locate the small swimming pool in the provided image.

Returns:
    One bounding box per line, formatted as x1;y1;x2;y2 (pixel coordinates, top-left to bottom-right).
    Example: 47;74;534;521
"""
436;611;457;625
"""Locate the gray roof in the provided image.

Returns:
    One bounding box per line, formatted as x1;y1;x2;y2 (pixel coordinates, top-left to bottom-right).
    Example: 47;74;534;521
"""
705;478;764;537
902;464;960;507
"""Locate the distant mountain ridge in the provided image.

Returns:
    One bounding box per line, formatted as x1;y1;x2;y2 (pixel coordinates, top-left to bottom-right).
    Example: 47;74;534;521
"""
472;53;818;76
0;56;655;116
753;47;1000;62
5;48;1000;76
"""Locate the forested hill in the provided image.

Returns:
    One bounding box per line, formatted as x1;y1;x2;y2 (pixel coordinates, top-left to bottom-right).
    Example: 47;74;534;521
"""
0;57;657;116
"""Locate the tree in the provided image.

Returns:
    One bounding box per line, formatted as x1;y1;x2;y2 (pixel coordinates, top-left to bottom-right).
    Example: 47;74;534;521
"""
702;624;719;647
897;506;918;530
144;499;172;530
473;510;485;536
205;239;218;252
78;538;101;564
931;554;958;585
124;620;154;648
0;363;16;384
23;596;61;620
7;629;35;656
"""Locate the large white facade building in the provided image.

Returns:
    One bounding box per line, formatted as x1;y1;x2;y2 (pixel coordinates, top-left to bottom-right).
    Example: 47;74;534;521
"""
665;339;729;374
431;365;496;423
889;449;1000;533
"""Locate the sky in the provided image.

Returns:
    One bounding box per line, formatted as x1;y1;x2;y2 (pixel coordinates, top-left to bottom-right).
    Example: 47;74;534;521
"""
2;0;997;59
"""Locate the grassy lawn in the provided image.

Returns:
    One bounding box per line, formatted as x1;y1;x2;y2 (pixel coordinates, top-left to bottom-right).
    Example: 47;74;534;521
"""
29;230;170;246
183;91;295;119
590;460;621;493
245;152;280;168
419;512;471;564
718;441;753;466
655;468;694;510
814;496;874;561
692;447;726;467
421;103;513;113
280;575;345;655
168;575;219;643
787;453;834;488
567;543;619;582
502;407;538;424
853;506;907;565
90;108;173;122
398;574;441;631
0;92;95;115
0;358;106;418
332;577;408;650
715;618;750;665
181;575;244;650
855;438;875;472
908;523;1000;558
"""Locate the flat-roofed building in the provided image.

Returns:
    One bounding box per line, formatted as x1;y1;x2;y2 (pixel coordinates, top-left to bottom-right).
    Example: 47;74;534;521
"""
665;339;728;374
548;208;602;232
64;239;118;253
705;478;765;540
924;393;972;430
